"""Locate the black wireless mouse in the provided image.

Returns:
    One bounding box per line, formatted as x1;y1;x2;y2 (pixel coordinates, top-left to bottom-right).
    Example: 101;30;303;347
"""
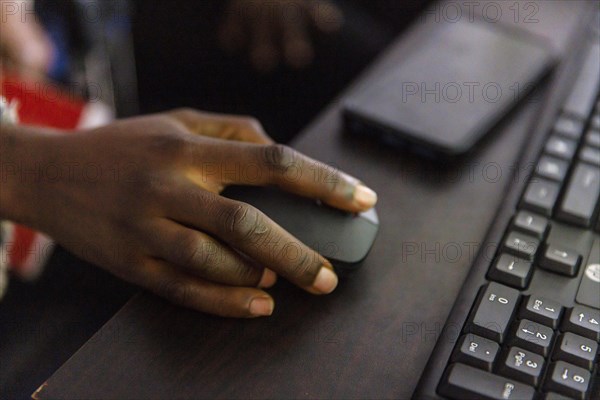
223;186;379;272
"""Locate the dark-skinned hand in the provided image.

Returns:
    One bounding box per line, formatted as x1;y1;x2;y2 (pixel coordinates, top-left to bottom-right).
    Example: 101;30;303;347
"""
0;109;377;317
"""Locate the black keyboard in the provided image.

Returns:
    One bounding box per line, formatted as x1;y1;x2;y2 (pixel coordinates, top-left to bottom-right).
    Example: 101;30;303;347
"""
415;14;600;400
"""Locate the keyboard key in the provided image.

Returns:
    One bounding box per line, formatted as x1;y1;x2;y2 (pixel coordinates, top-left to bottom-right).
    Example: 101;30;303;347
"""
554;116;585;140
536;156;569;182
502;232;539;261
539;244;582;276
439;363;535;400
576;238;600;309
544;361;591;400
585;129;600;148
553;332;598;370
451;334;499;372
510;319;554;357
563;42;600;119
545;136;577;161
557;163;600;227
520;296;563;329
487;254;532;289
579;146;600;166
544;392;574;400
511;211;549;239
466;283;520;343
520;179;560;216
562;305;600;341
498;347;544;387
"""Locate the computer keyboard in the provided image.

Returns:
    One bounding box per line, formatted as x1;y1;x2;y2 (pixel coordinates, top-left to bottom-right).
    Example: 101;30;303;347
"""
415;16;600;400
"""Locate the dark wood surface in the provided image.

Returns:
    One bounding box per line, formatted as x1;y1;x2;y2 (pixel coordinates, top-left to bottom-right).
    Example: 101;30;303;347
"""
36;2;588;399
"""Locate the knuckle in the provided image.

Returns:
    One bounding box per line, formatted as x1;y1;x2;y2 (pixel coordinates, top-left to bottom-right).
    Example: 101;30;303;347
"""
262;144;296;170
286;250;317;282
219;202;249;234
275;240;320;283
174;231;209;269
161;279;191;306
183;188;215;215
233;261;261;284
145;176;174;204
219;202;269;244
148;132;189;160
125;174;168;208
325;169;343;193
283;248;321;286
315;163;352;199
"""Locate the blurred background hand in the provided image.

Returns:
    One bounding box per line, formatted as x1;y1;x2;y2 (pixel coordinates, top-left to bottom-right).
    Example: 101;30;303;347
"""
0;0;55;76
218;0;344;72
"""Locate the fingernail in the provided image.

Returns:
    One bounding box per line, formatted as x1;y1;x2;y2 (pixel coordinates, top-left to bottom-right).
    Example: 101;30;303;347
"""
353;184;378;209
250;297;274;316
312;267;338;294
258;268;277;288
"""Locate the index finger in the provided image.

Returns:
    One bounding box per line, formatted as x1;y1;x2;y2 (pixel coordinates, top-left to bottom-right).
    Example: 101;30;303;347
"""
264;145;378;212
200;142;378;213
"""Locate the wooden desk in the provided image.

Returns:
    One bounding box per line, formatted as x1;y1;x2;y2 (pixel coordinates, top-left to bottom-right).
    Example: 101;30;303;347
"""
35;2;589;398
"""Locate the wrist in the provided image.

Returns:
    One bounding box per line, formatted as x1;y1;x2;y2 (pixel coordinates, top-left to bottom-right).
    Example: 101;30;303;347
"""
0;123;60;225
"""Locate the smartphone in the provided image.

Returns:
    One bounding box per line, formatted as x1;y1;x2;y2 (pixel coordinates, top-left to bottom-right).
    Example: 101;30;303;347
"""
343;18;556;158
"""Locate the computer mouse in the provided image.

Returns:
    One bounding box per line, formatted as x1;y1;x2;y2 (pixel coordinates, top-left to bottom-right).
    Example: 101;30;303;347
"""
223;186;379;272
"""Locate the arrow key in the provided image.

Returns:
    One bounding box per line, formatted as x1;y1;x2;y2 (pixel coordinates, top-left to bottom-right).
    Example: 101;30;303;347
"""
512;211;549;239
562;305;600;342
510;319;554;357
488;254;533;289
503;232;540;261
544;361;591;400
539;244;582;277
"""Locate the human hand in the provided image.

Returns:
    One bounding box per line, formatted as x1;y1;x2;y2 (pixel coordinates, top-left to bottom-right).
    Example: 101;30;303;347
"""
219;0;343;72
2;109;377;317
0;0;55;75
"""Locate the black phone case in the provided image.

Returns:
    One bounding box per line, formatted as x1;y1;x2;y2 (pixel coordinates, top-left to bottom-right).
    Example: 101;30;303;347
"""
343;18;556;158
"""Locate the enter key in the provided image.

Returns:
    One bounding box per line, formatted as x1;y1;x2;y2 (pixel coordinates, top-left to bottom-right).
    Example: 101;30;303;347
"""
576;237;600;309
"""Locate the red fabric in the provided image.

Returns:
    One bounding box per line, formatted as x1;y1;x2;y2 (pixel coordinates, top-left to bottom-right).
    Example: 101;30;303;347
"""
2;72;85;275
9;226;36;268
1;72;85;129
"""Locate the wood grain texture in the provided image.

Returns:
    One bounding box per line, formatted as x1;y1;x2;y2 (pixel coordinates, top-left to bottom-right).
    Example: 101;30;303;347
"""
36;2;587;399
